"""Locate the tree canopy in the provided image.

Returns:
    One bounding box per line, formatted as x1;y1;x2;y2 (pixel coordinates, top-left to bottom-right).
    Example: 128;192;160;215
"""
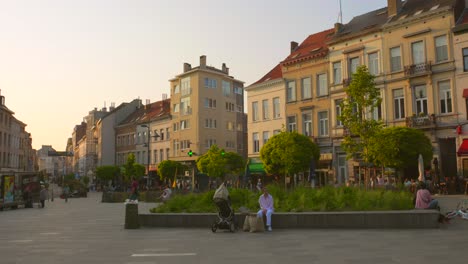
368;127;433;169
96;166;120;182
260;131;319;177
196;145;244;179
121;153;145;182
339;65;383;162
157;160;186;180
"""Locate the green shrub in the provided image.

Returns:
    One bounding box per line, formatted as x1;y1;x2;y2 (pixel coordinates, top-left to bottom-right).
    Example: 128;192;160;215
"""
150;186;414;213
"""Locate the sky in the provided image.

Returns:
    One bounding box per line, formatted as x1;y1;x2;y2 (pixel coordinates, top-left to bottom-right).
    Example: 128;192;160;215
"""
0;0;388;151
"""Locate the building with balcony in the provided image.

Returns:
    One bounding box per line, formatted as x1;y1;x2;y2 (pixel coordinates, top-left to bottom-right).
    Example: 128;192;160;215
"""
169;55;246;164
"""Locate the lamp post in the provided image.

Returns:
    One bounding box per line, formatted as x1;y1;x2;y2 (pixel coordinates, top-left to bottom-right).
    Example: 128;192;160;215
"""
140;124;159;189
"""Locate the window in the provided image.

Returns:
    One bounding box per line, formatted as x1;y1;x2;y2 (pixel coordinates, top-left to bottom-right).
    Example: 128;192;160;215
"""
287;116;296;132
439;81;452;114
222;81;231;96
173;122;179;132
317;74;328;96
335;99;343;127
173;103;179;113
435;35;448;62
153;150;158;163
301;77;312;99
204;78;217;88
166;149;170;160
204;98;216;108
411;41;425;64
205;118;217;128
302;112;312;136
180;140;190;149
180;119;190;130
253;133;259;153
237;123;242;131
349;57;360;75
160;129;164;140
262;131;269;145
225;102;235;112
414;85;428;115
390;47;402;72
174;84;180;94
234;86;243;95
262;100;269;120
371;98;382;121
464;48;468;72
181;77;191;96
318;111;329;137
180;97;191;114
368;52;379;76
273;129;281;135
287;81;296;102
333;61;342;85
273;97;280;118
252;102;259;121
393;89;405;119
160;149;164;162
166;128;170;140
226;121;234;131
205;138;217;148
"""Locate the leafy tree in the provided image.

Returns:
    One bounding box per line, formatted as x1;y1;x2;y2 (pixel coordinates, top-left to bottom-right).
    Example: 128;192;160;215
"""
122;153;145;182
95;165;120;182
157;160;186;180
196;145;244;179
260;131;319;179
339;65;383;163
63;173;75;183
368;127;433;170
81;176;90;186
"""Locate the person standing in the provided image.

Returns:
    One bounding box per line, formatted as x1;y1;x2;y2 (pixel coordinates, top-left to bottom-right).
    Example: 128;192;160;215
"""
63;184;70;203
39;186;48;208
130;177;139;201
257;187;274;231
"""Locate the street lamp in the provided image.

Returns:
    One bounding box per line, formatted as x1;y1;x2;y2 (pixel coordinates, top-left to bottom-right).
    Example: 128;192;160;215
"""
140;124;159;188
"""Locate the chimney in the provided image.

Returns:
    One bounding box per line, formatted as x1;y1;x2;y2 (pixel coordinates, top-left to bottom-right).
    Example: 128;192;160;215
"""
200;55;206;67
225;67;229;75
334;23;343;33
162;93;168;100
183;63;191;73
387;0;402;17
222;63;227;73
109;102;115;111
290;41;298;54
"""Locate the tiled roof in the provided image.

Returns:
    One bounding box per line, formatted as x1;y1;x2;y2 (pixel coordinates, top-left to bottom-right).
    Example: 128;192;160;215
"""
282;28;335;66
250;64;283;86
119;99;170;126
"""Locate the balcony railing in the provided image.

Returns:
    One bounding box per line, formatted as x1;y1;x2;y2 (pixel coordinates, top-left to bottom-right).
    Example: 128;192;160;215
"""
404;62;431;76
405;114;436;128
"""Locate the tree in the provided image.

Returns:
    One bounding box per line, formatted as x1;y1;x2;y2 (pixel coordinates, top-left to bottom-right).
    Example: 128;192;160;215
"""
260;131;320;179
339;65;383;163
95;166;120;182
368;127;433;171
196;145;244;179
122;153;145;182
157;160;185;180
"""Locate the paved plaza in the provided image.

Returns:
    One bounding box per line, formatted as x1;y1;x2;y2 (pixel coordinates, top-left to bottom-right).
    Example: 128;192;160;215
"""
0;191;467;264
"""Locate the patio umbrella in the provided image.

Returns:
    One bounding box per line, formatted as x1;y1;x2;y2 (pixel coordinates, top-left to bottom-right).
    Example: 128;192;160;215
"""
418;154;425;182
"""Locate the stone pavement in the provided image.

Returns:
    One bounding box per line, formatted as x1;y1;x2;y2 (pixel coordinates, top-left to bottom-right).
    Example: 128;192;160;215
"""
0;192;467;264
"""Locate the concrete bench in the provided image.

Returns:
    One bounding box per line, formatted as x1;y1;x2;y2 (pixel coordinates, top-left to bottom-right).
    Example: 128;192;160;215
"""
138;210;440;229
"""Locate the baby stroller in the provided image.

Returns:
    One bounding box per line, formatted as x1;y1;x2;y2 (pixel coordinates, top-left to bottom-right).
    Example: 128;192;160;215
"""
211;183;236;233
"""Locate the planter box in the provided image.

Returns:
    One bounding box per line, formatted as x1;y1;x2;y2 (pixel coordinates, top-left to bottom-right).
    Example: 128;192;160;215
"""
139;210;439;229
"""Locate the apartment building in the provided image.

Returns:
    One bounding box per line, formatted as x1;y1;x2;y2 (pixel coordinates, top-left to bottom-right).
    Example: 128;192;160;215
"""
0;91;35;173
169;56;246;164
115;98;171;177
245;64;285;174
382;0;460;178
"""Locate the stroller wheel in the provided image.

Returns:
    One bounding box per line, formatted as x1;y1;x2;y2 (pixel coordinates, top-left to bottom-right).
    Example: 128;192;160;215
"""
211;223;217;233
229;222;235;233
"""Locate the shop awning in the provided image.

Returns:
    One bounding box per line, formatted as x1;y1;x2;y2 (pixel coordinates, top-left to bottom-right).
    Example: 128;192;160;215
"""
249;163;265;173
457;139;468;156
463;89;468;98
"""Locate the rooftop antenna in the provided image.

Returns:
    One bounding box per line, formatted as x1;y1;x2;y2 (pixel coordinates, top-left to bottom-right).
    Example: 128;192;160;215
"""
338;0;343;24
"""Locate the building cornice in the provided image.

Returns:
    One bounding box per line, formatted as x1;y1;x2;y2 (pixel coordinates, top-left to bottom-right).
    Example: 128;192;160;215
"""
383;6;452;31
170;67;245;84
245;78;284;91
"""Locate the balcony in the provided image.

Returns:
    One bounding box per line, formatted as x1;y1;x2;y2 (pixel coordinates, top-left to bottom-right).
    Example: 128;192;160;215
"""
404;62;431;77
405;114;436;128
181;107;192;115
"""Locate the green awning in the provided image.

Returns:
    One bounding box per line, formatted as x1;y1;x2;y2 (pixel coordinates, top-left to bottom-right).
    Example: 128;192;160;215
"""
249;163;265;173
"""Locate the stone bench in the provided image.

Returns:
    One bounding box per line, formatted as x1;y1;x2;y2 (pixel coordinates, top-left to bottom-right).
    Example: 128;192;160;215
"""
137;210;440;229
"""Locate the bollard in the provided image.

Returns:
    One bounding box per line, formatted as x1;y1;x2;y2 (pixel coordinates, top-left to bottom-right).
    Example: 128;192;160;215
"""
125;203;140;229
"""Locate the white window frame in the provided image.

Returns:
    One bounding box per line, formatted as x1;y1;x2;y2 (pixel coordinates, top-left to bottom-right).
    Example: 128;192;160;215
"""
435;35;448;63
318;111;329;137
393;89;405;120
335;100;343;127
411;40;425;65
301;77;312;100
439;80;452;114
317;73;328;96
368;52;379;76
390;46;402;72
333;61;342;85
414;85;428;115
273;97;280;118
253;133;260;153
302;112;312;136
262;99;269;120
287;115;297;132
287;80;296;102
252;101;259;121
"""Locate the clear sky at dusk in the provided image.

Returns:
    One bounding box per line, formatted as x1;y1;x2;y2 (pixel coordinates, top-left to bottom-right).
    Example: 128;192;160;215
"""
0;0;387;151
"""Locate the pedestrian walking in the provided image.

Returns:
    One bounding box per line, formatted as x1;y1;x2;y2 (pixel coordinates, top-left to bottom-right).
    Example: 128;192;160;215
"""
63;184;70;203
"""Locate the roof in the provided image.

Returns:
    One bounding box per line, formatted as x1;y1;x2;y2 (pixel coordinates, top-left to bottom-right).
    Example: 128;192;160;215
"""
118;99;170;126
389;0;455;22
250;64;283;86
282;28;335;66
331;7;389;43
453;8;468;33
